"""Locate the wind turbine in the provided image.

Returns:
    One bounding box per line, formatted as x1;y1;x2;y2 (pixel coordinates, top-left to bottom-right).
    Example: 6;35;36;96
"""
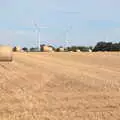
61;11;80;49
34;23;41;51
33;22;48;51
64;25;72;48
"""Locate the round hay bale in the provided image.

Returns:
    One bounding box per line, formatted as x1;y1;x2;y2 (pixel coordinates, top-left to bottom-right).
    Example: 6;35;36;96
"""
43;46;53;52
89;49;92;52
0;46;13;61
76;49;81;52
59;47;64;52
13;46;21;52
16;46;21;52
48;47;53;52
43;46;50;52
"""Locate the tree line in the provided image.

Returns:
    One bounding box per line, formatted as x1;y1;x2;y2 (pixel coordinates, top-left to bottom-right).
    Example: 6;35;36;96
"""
21;45;92;52
14;41;120;52
93;41;120;52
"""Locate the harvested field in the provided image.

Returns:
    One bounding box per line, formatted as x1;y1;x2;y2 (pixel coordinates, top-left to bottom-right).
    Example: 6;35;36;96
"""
0;52;120;119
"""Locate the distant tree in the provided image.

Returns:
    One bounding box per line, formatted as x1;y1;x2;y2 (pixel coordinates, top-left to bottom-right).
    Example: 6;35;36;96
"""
22;47;28;52
93;41;120;52
12;46;17;52
93;42;111;51
56;48;60;52
30;47;38;52
40;44;45;52
66;47;71;51
71;46;77;52
111;43;120;51
89;46;93;50
65;46;90;52
78;46;89;52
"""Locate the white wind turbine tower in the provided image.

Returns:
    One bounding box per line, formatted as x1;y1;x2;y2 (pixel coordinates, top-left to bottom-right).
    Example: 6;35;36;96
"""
60;11;80;49
34;23;41;51
33;22;47;51
64;25;72;48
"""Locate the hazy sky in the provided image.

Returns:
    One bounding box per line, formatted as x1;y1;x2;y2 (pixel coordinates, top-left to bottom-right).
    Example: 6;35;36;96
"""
0;0;120;47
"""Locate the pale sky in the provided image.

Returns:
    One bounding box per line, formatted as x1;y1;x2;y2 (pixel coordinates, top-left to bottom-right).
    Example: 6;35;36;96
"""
0;0;120;47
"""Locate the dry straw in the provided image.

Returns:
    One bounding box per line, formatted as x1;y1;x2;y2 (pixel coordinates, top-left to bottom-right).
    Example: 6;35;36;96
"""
76;49;81;52
0;45;13;61
59;47;64;52
15;46;21;52
43;46;53;52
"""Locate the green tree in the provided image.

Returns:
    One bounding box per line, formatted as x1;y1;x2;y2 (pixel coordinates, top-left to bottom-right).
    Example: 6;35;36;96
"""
22;47;28;52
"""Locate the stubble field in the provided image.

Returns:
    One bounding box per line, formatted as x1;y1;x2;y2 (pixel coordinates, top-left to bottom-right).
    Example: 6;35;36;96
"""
0;52;120;120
